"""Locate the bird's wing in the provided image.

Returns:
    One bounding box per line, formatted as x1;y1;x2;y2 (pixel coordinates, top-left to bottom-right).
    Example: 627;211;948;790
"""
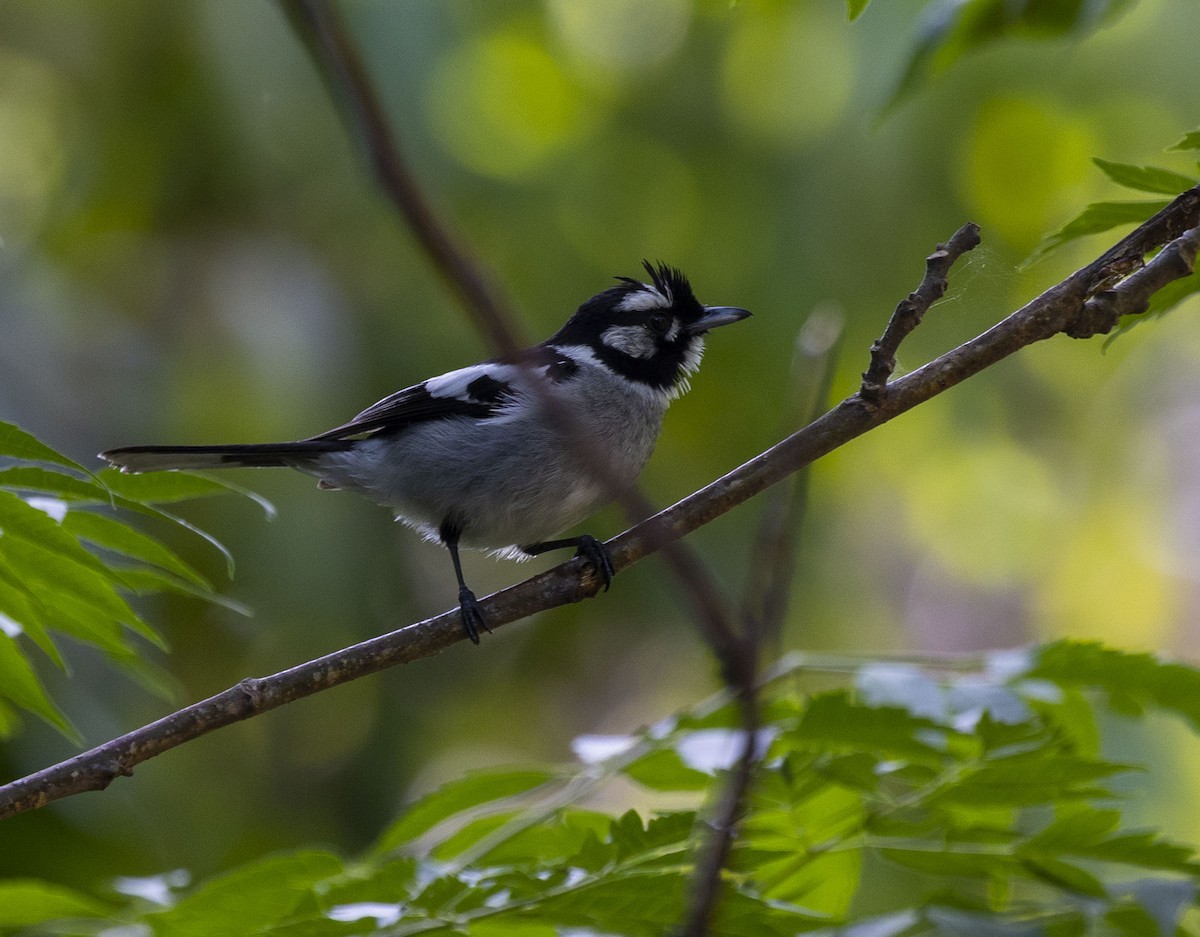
309;363;520;441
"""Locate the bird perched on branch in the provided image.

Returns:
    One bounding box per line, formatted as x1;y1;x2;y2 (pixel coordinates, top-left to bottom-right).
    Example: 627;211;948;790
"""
101;262;750;643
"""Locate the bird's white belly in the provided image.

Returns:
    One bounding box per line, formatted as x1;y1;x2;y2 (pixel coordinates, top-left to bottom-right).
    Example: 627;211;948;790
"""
315;374;666;552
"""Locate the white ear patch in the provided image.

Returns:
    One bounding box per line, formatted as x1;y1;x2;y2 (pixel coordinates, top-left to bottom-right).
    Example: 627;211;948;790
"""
601;324;657;359
619;288;669;312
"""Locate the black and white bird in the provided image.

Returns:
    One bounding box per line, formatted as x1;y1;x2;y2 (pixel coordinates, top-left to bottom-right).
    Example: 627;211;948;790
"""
101;262;750;643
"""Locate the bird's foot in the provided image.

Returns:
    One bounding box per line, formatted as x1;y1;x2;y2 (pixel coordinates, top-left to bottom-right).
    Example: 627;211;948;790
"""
574;535;614;591
459;586;491;644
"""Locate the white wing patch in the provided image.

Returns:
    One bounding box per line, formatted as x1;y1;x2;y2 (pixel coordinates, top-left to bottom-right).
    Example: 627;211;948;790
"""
424;364;505;399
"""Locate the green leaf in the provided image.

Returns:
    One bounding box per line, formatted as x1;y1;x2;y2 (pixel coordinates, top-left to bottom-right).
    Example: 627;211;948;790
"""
883;0;1134;115
1145;271;1200;319
0;489;123;585
0;421;90;475
624;748;710;792
0;567;64;666
847;0;870;20
116;566;250;616
147;851;343;935
1017;855;1106;897
0;879;112;927
1072;831;1198;873
1092;158;1199;195
1028;200;1171;264
877;846;1022;880
752;848;862;914
126;501;239;577
0;633;76;737
791;691;951;764
1033;641;1200;734
374;768;559;854
470;809;614;867
0;465;114;501
931;752;1132;807
1167;129;1200;152
1;465;242;577
62;509;211;588
23;588;136;661
1026;807;1122;851
97;467;276;518
0;493;157;645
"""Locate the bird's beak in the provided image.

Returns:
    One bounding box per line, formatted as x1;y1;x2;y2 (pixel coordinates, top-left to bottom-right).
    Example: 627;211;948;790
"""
687;306;752;335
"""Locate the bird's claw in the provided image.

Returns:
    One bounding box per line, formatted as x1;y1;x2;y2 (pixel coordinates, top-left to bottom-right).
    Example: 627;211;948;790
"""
459;586;491;644
574;535;614;592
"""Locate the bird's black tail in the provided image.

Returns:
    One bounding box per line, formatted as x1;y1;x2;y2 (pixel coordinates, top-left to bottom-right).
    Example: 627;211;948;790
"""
99;440;352;474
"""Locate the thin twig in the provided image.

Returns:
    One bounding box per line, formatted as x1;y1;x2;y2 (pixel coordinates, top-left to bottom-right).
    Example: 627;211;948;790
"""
860;222;982;402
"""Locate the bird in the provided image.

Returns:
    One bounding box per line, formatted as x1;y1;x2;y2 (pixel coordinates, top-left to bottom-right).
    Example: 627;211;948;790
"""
100;261;751;643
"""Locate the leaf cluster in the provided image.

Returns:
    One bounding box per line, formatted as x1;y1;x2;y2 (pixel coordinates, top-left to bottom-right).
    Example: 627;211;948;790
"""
9;641;1200;936
0;422;267;738
861;0;1139;113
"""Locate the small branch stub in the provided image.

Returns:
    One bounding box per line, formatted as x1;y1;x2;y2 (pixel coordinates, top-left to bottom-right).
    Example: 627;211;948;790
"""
860;222;982;403
1065;225;1200;338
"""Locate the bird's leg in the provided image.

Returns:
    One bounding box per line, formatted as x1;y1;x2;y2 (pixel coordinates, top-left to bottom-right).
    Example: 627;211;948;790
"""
522;535;614;591
440;520;490;644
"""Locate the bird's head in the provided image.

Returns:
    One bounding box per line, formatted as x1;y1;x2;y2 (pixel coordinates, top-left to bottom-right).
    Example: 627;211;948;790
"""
549;261;751;394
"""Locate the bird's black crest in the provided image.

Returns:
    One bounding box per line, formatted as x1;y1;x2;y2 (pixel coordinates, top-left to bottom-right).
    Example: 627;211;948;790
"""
641;260;697;308
613;261;697;309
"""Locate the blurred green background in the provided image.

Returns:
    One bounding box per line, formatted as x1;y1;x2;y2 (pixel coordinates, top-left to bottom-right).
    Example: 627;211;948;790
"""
2;0;1200;893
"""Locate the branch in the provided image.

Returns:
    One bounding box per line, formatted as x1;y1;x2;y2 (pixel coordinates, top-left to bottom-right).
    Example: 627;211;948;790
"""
680;686;761;937
1067;224;1200;338
278;0;525;353
860;222;982;402
2;191;1197;821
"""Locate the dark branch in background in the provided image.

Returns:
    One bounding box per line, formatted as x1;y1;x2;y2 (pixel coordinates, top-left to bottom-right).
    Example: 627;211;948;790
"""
860;223;983;402
681;683;761;937
2;192;1198;821
279;0;525;353
681;311;843;936
743;307;844;649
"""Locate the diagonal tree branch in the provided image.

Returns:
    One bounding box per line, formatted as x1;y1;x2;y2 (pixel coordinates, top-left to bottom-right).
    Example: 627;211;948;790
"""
3;189;1196;822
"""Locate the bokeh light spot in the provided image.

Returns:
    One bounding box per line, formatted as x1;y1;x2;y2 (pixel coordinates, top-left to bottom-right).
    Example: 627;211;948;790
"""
720;4;854;149
553;134;699;267
426;30;595;180
547;0;691;74
1035;499;1176;646
903;437;1063;588
959;97;1098;252
0;52;69;246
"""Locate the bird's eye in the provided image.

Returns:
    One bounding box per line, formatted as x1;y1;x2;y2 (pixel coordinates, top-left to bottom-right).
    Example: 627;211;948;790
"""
648;312;671;333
